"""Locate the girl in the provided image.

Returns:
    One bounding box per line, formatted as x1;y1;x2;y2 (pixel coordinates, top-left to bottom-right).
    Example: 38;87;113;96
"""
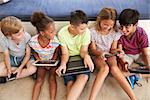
29;12;60;100
89;8;137;100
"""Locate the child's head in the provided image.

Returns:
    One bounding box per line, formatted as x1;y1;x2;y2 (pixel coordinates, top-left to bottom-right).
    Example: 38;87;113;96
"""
95;8;117;32
69;10;88;34
31;12;56;39
1;16;24;38
119;9;139;36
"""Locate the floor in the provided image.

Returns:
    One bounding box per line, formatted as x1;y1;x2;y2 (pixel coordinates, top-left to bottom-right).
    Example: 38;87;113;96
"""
0;73;150;100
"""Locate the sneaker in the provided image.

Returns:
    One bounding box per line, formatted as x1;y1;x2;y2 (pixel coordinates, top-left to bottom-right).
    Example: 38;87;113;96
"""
126;75;141;89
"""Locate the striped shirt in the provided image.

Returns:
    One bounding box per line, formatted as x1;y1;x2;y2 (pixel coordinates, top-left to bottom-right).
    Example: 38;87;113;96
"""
29;34;60;60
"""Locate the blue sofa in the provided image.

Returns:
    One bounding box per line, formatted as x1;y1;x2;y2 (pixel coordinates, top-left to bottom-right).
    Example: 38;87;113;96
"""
0;0;149;21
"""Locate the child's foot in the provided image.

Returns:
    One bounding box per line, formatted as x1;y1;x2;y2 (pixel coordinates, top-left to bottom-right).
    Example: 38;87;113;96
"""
126;75;141;89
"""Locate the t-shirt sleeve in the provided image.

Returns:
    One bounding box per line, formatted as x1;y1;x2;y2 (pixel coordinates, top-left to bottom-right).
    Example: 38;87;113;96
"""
114;32;122;41
28;37;35;48
81;28;91;45
0;35;8;52
90;29;96;42
58;29;67;47
25;32;31;43
138;29;149;48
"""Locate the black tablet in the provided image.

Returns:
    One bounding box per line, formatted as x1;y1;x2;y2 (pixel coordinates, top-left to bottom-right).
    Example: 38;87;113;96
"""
61;67;90;76
33;60;59;67
128;66;150;74
61;56;91;76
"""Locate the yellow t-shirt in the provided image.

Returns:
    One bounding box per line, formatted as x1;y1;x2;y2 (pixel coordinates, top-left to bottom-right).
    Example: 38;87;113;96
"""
58;25;91;56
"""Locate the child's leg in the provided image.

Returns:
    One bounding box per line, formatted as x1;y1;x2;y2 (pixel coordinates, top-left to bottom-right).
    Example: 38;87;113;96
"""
64;75;75;95
67;74;89;100
66;81;74;94
0;62;8;77
32;67;46;100
89;57;109;100
49;68;57;100
17;60;37;79
107;57;137;100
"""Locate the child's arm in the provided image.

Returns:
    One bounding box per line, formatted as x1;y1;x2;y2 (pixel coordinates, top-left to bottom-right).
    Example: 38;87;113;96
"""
89;41;104;57
3;49;12;77
51;46;60;60
56;46;69;76
80;44;94;72
117;44;128;71
142;47;150;68
14;44;31;76
110;40;118;53
19;44;31;68
32;48;41;60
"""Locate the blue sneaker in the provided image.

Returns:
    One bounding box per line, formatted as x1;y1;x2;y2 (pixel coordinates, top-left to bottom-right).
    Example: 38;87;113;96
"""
126;75;141;89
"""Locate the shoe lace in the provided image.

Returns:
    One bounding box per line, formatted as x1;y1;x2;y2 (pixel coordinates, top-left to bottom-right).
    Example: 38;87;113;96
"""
134;80;142;87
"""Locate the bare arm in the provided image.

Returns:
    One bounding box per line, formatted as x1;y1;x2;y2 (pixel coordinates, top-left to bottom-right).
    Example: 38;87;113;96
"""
4;49;12;76
142;47;150;67
89;41;103;57
110;40;118;53
56;46;69;76
80;45;94;72
18;44;31;69
51;46;60;60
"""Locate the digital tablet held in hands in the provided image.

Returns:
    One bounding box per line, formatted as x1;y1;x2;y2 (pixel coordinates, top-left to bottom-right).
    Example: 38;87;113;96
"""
61;56;91;76
33;60;59;67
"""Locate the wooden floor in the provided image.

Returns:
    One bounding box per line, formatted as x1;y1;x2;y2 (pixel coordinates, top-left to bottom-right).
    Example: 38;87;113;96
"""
0;73;150;100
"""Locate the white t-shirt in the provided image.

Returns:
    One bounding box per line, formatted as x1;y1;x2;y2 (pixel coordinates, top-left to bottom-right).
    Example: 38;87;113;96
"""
90;29;122;52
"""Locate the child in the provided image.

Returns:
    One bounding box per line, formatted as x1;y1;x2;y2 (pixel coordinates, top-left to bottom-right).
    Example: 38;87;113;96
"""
118;8;150;89
89;8;137;100
56;10;94;100
0;16;36;80
29;12;60;100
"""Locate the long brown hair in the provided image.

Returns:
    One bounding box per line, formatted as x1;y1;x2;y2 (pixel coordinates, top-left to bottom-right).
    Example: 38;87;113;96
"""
95;8;117;31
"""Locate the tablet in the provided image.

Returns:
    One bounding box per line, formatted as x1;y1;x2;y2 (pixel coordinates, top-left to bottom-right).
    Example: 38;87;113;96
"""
128;66;150;74
61;67;90;76
61;56;91;76
33;60;59;67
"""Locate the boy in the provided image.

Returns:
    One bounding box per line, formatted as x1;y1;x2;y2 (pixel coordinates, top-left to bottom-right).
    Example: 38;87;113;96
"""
118;8;150;89
0;16;36;81
56;10;94;100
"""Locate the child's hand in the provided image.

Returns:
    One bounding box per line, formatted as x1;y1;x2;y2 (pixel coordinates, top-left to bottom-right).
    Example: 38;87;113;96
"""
117;50;125;58
84;55;94;72
7;68;12;78
100;52;110;60
56;65;66;77
13;67;22;78
110;49;118;54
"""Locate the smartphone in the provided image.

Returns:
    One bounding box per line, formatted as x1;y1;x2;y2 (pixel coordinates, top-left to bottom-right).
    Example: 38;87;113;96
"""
7;73;17;81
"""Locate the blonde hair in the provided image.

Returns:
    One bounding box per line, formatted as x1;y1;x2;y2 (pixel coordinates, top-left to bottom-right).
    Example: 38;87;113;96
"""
95;8;117;31
1;16;23;36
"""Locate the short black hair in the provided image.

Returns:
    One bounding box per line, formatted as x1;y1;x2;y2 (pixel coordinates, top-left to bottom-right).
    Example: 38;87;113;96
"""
119;8;140;26
70;10;88;26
